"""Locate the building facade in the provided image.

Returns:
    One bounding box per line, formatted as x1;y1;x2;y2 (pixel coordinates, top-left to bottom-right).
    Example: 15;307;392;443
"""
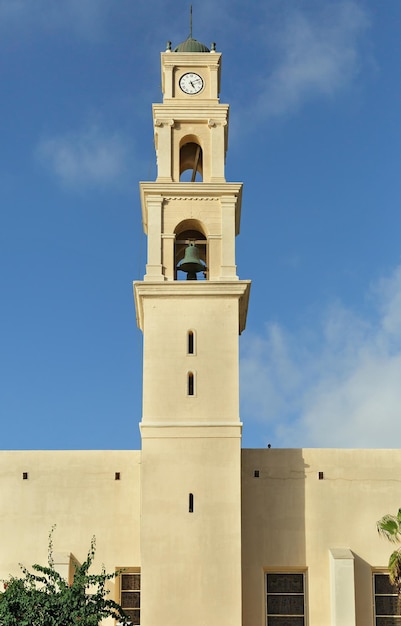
0;37;400;626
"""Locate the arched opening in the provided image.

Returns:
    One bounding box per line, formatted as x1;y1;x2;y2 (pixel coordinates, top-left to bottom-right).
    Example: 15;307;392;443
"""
187;372;194;396
175;219;207;281
188;330;195;355
179;137;203;182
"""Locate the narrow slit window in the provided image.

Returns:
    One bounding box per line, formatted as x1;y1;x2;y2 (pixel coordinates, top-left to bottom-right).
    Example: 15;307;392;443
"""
188;372;194;396
188;331;194;354
189;493;194;513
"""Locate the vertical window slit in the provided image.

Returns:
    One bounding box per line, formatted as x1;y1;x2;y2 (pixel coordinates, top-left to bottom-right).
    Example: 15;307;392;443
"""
188;330;194;354
189;493;194;513
188;372;194;396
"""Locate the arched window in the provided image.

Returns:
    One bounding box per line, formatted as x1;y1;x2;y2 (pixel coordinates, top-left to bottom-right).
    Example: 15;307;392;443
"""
175;220;207;281
179;138;203;182
187;372;194;396
188;330;195;355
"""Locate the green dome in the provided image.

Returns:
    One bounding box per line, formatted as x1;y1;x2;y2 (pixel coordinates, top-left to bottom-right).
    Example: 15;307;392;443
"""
174;37;210;53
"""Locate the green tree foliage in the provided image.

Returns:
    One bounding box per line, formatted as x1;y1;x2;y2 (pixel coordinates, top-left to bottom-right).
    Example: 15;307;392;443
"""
0;529;131;626
377;508;401;592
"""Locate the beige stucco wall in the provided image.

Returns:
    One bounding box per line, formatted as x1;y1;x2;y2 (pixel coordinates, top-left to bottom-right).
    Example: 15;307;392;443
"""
0;450;141;623
140;434;242;626
137;285;244;423
136;279;247;626
2;447;401;626
242;448;401;626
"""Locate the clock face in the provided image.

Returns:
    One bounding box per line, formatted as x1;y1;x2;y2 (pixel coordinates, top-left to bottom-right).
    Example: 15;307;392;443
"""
179;72;204;95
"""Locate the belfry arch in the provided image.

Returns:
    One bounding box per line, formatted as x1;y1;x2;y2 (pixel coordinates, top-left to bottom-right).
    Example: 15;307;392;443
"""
174;218;207;280
179;135;203;182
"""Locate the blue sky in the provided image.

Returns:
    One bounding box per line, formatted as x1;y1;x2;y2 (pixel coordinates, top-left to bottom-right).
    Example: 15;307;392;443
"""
1;0;401;450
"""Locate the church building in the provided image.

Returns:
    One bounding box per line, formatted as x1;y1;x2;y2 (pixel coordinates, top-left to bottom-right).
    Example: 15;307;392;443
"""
1;34;401;626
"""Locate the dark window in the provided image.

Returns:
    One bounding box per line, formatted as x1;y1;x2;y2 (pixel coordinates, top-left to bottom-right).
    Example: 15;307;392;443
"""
374;573;401;625
189;493;194;513
188;372;194;396
188;331;194;354
266;573;305;626
121;572;140;625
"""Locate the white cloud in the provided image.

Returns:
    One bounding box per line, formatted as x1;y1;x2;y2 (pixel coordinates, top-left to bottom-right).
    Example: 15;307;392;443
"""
254;1;370;118
241;265;401;448
37;125;128;188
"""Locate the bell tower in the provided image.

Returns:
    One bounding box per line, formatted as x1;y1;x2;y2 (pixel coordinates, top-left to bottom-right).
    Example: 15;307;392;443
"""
134;34;250;626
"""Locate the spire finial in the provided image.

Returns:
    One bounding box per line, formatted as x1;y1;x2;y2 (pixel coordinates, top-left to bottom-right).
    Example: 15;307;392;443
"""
189;4;193;38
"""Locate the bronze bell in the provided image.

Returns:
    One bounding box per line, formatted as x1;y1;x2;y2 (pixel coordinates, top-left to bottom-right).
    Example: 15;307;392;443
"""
177;243;206;280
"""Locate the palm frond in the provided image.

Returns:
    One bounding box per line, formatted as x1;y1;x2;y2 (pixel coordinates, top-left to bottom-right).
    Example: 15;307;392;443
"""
388;548;401;591
377;514;401;543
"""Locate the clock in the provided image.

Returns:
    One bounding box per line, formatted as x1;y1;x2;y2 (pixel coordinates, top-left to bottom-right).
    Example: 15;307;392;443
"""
179;72;204;95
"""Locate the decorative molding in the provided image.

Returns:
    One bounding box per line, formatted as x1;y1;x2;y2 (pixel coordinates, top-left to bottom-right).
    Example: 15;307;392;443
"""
152;103;228;119
164;196;219;201
154;119;175;128
208;119;227;128
134;280;251;334
139;423;243;437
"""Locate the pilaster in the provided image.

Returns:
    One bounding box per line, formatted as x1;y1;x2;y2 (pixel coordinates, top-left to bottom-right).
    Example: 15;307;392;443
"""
329;548;356;626
154;118;174;182
144;195;164;281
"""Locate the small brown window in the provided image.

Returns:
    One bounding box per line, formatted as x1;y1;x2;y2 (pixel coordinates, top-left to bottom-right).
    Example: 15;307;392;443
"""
22;472;28;480
188;331;194;354
188;372;194;396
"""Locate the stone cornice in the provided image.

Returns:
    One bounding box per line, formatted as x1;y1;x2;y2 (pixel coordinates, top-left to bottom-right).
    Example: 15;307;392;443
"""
134;280;251;335
139;182;243;236
152;103;229;121
154;116;228;128
139;182;242;199
161;51;222;67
